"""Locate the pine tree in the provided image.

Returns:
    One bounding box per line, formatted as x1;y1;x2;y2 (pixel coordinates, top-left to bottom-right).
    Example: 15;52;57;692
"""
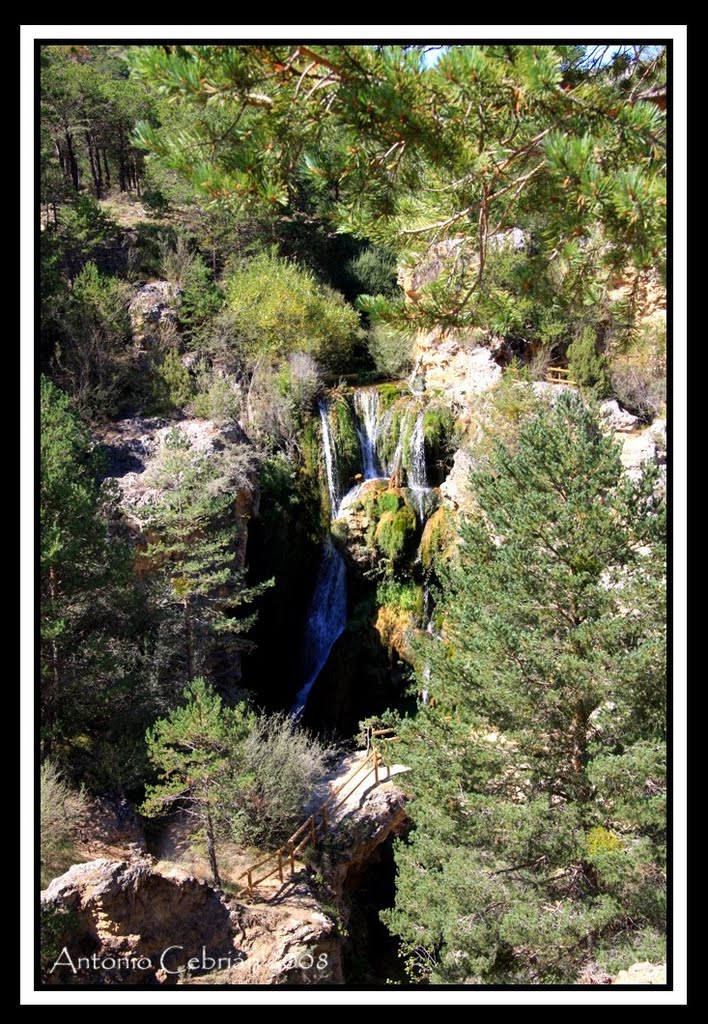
385;392;666;983
144;427;270;687
141;677;254;885
40;376;131;758
129;45;666;338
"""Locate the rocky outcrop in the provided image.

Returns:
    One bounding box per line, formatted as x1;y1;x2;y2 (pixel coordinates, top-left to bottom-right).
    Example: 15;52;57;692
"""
96;416;256;531
42;858;343;986
413;329;502;416
612;961;666;985
600;399;640;433
129;280;180;343
620;417;666;483
439;446;477;513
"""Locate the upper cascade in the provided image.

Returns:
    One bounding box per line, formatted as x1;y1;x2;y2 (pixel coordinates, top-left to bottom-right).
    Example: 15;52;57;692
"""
320;385;450;525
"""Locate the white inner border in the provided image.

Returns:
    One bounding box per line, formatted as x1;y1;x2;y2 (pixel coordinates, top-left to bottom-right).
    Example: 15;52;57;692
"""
20;23;688;1006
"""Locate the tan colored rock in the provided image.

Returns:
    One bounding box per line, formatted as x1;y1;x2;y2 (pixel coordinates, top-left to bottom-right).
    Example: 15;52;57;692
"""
600;399;640;433
612;962;666;985
413;330;502;414
41;857;343;986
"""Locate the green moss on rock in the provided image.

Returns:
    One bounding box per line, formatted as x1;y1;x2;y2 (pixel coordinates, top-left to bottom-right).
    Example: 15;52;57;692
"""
420;506;456;569
375;505;417;569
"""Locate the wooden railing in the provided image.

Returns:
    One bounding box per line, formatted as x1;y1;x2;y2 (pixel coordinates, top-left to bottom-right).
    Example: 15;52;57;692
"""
236;728;397;897
546;366;577;385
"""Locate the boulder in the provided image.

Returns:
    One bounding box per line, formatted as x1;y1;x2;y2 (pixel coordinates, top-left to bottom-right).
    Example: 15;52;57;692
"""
96;416;255;528
612;962;666;985
600;399;640;433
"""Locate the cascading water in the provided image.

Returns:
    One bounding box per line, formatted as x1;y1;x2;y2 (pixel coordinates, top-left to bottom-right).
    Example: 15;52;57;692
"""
353;389;382;479
292;539;347;714
319;398;341;517
407;412;434;522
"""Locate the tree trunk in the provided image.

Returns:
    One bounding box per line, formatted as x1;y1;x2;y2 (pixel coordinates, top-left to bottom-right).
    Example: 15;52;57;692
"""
184;600;194;682
102;149;111;188
205;806;221;887
65;129;80;191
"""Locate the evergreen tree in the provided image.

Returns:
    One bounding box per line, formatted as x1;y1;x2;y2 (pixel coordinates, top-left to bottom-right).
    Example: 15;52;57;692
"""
568;325;611;395
385;392;666;983
144;427;271;687
130;45;666;339
141;677;254;885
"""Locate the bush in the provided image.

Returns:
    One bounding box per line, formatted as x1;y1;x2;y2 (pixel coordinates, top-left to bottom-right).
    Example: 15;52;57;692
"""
141;188;170;217
191;363;241;422
366;324;414;379
224;252;361;371
226;713;337;847
179;253;223;344
40;760;86;887
53;261;132;417
567;326;611;396
609;322;666;419
150;348;195;413
159;233;195;287
344;245;399;298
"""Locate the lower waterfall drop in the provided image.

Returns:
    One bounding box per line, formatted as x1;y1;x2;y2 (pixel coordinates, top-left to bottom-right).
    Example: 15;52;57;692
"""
292;540;348;714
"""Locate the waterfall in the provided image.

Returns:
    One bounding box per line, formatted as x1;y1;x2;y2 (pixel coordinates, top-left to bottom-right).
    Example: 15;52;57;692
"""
319;398;341;517
353;389;382;479
292;540;347;714
407;412;432;521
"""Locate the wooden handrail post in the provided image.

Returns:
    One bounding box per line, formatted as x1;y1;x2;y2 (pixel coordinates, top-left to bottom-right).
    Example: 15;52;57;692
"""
288;841;295;876
277;849;284;883
321;804;328;832
247;870;253;896
309;815;316;848
374;750;379;785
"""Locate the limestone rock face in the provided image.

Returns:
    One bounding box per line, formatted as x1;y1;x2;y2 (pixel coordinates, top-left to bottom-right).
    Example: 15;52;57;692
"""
42;858;238;985
129;280;180;342
41;858;343;986
439;446;477;513
620;418;666;485
96;416;256;529
413;330;502;414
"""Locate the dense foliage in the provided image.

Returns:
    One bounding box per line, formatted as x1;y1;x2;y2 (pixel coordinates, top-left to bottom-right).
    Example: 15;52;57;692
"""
385;393;666;982
38;42;667;987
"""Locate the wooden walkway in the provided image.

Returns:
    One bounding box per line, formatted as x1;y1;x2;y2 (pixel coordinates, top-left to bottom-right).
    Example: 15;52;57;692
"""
236;729;399;898
546;366;577;385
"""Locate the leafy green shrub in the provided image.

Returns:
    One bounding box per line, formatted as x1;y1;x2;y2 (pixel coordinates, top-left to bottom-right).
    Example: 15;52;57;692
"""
150;348;195;413
57;195;118;274
53;261;132;417
344;245;399;298
179;253;223;344
141;188;170;217
367;324;414;378
40;760;86;887
226;713;337;847
567;326;611;396
191;364;240;422
224;252;361;371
